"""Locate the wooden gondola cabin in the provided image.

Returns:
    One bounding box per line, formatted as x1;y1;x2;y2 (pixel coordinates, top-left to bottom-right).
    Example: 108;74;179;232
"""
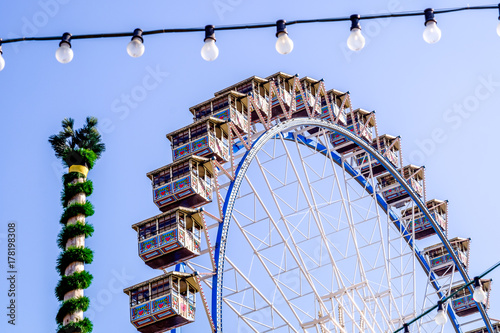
168;117;229;163
377;165;424;208
315;89;346;125
306;85;338;136
132;207;203;269
148;155;213;212
330;108;376;154
354;134;401;177
291;76;319;118
214;75;270;124
465;322;500;333
323;89;348;125
265;72;294;120
423;237;470;276
450;279;492;317
401;199;447;240
124;272;200;333
189;91;249;134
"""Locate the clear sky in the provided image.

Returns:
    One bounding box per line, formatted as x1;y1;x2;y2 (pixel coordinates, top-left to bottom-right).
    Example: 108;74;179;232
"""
1;0;500;332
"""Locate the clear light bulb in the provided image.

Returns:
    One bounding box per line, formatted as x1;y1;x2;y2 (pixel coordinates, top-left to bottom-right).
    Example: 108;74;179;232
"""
201;39;219;61
275;32;294;55
423;21;442;44
434;308;448;326
473;285;487;304
496;21;500;37
347;28;366;51
127;37;145;58
55;43;74;64
0;54;5;71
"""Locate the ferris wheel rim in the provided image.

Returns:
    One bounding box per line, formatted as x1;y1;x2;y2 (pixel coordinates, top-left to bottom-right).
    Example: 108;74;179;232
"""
210;117;492;333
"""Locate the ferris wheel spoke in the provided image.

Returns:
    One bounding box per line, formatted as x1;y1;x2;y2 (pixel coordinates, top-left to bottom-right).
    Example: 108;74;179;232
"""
260;132;384;330
288;136;356;290
338;159;380;282
217;249;295;332
227;175;310;328
227;216;304;331
316;135;408;326
225;257;299;332
239;165;349;332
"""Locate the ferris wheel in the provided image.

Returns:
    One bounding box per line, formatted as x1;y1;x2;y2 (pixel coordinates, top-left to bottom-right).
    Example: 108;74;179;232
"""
123;72;495;333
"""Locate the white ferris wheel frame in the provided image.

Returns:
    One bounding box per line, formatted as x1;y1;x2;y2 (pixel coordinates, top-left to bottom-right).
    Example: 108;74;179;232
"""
202;117;493;333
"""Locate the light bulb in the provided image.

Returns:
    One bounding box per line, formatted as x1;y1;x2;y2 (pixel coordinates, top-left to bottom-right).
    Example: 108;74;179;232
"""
423;21;441;44
127;37;145;58
0;54;5;71
55;43;74;64
473;285;487;304
434;307;448;326
275;32;294;55
201;39;219;61
347;28;365;51
496;21;500;37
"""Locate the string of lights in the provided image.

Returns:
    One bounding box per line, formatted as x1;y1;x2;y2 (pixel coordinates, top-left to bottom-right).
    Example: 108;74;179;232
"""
0;4;500;70
395;260;500;333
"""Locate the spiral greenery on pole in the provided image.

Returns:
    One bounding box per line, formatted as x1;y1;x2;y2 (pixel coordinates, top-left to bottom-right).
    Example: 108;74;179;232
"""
49;117;105;333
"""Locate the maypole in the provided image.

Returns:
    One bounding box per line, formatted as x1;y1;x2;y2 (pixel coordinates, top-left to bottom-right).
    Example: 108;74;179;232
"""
49;117;105;333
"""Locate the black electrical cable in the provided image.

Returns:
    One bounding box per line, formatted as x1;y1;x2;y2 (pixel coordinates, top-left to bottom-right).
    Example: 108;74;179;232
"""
0;4;499;45
393;260;500;333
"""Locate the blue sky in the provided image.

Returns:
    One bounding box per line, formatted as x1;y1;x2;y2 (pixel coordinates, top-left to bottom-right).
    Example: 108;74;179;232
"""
1;0;500;332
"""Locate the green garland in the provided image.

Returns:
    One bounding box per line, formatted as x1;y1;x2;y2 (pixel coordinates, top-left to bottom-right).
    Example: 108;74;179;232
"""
56;172;94;333
75;149;97;169
60;202;95;225
61;181;93;207
63;172;87;185
62;148;98;169
56;247;94;276
55;271;94;301
57;223;94;250
55;296;90;325
57;317;93;333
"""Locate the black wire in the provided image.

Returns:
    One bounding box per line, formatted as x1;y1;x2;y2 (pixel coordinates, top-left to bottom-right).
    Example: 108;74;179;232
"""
0;4;499;45
393;260;500;332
